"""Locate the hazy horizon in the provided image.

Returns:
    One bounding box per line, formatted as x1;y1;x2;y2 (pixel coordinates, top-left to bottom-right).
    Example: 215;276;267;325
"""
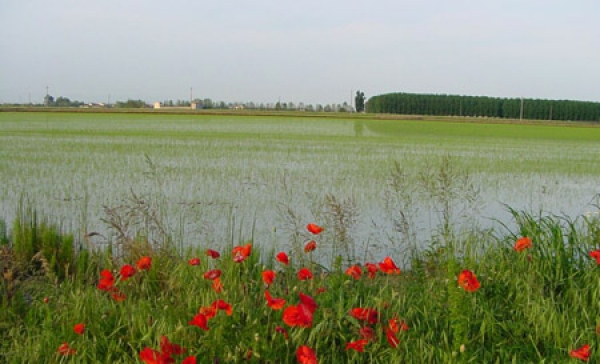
2;0;599;105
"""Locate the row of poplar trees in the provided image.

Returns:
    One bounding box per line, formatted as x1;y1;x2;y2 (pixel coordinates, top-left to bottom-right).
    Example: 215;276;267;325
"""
366;92;600;122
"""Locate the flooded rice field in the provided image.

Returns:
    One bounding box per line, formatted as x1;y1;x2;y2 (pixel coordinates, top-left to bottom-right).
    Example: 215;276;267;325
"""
1;112;600;264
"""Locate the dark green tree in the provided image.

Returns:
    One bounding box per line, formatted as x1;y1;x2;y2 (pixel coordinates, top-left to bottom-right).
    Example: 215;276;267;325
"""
115;99;147;108
355;91;366;112
55;96;71;107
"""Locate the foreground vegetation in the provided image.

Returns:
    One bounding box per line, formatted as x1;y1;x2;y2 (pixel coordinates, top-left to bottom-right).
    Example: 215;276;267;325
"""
2;204;600;363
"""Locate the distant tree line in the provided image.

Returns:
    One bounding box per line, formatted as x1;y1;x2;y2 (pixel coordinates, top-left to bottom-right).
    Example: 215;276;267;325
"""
3;95;360;113
366;92;600;122
43;95;85;107
115;99;148;108
188;98;355;112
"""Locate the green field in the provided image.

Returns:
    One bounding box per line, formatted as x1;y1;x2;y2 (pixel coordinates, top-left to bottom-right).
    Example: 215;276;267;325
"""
1;111;600;257
2;111;600;362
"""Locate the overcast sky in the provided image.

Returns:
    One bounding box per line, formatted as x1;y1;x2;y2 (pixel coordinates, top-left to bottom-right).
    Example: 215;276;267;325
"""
1;0;599;105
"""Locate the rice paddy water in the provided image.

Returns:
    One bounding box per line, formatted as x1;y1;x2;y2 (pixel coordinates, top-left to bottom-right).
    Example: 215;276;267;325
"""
1;111;600;264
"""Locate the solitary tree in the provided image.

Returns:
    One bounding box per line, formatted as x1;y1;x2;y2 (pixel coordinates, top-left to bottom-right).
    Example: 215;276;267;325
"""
355;91;366;112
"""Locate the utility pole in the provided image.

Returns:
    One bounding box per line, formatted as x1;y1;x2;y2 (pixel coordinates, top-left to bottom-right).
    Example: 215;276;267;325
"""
190;87;193;105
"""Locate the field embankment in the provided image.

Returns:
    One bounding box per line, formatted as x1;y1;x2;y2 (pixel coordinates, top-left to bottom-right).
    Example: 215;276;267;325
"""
2;106;600;128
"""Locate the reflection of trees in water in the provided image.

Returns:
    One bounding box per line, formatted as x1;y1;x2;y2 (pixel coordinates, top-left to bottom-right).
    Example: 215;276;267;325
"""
354;121;364;137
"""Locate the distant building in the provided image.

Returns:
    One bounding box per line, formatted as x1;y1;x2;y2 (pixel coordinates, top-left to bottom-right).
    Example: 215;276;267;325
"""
44;94;54;107
80;102;106;108
191;101;203;110
153;102;161;109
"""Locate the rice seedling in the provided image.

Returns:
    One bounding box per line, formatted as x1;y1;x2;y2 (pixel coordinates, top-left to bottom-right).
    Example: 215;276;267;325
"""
2;111;600;256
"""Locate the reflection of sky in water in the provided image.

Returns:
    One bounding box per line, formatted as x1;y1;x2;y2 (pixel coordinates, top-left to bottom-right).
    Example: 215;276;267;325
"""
1;115;600;266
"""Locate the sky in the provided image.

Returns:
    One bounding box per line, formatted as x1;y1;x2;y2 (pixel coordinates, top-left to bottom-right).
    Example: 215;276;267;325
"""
1;0;599;105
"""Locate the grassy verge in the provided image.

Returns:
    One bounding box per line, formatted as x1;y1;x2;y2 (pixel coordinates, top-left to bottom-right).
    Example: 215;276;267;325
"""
2;206;600;363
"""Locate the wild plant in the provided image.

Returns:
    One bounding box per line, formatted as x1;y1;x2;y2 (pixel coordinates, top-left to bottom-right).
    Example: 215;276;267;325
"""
417;154;480;241
323;194;359;266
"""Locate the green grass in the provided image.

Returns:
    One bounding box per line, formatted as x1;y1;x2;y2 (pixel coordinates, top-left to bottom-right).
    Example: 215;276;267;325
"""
2;208;600;363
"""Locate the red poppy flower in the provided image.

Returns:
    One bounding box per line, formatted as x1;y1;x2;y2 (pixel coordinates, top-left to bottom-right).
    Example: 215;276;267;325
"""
211;299;233;316
139;347;173;364
283;303;314;328
345;339;369;352
590;249;600;264
275;326;289;340
304;240;317;253
57;342;76;356
359;327;376;342
160;335;186;357
203;269;222;280
276;251;289;265
136;256;152;271
206;249;220;259
514;237;532;252
97;269;115;291
189;313;209;331
298;292;318;313
212;277;223;293
199;306;217;319
297;267;313;280
265;290;286;310
365;263;378;278
232;243;252;262
386;328;400;348
262;270;276;285
43;297;49;303
307;223;324;235
315;286;326;295
345;265;362;280
120;264;136;281
296;345;317;364
139;348;159;364
111;289;126;302
73;323;85;335
378;256;401;274
388;317;409;333
188;257;200;266
350;308;379;325
458;269;481;292
570;344;591;361
182;356;197;364
282;305;301;327
400;320;409;332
